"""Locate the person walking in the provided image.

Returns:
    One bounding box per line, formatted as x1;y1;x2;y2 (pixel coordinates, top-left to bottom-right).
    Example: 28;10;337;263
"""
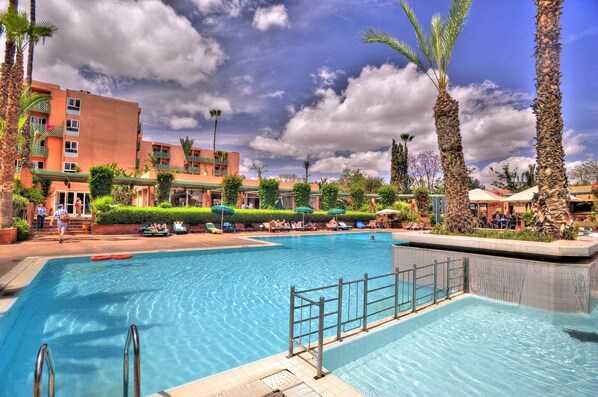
36;203;47;231
50;204;70;243
75;197;82;217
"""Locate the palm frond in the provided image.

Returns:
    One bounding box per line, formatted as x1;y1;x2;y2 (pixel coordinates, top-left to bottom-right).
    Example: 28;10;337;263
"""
399;1;433;68
29;19;57;45
0;10;30;44
440;0;472;70
362;28;426;72
430;15;446;89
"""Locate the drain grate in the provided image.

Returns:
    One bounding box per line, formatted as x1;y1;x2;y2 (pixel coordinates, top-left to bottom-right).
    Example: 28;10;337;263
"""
260;370;301;391
1;291;16;297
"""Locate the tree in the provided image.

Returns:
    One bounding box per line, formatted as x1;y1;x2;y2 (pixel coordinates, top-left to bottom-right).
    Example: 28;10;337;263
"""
521;164;537;189
303;160;310;183
250;162;267;182
179;136;195;173
277;174;300;183
210;109;221;172
350;186;365;210
0;0;17;113
0;8;56;227
409;150;443;192
467;167;486;190
292;182;311;207
568;161;598;186
156;171;175;204
317;177;330;190
490;164;523;192
221;174;244;207
88;165;114;199
363;0;473;233
259;178;279;209
399;133;414;192
390;139;403;188
378;184;398;208
531;0;570;238
412;187;430;216
321;184;339;210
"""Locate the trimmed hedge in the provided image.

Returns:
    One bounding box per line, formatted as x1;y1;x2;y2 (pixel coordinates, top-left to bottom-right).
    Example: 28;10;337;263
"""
259;179;279;209
378;184;398;208
321;184;339;210
95;207;376;225
292;182;311;207
222;174;244;207
89;165;114;199
431;226;554;242
156;171;175;203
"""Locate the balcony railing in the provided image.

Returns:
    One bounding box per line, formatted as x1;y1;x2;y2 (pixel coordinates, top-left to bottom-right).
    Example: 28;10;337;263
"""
188;166;201;174
18;145;48;158
31;123;63;137
186;155;210;163
136;141;140;151
212;170;228;177
31;101;50;113
215;158;228;165
152;151;170;159
155;164;184;172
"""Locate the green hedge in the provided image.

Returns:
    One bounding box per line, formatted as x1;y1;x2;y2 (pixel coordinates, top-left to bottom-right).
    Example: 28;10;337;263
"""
156;171;175;203
292;182;311;207
321;184;339;210
431;226;554;242
259;179;279;209
89;165;114;199
12;218;30;241
95;207;376;225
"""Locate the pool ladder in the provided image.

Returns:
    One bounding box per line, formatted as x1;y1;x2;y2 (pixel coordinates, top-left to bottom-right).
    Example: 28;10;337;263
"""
32;324;141;397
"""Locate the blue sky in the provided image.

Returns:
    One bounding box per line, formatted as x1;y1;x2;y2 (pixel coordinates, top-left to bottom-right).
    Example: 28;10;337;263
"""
4;0;597;184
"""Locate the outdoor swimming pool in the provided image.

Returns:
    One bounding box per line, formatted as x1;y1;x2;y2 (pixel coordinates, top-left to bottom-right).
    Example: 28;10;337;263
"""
325;295;598;397
0;232;397;396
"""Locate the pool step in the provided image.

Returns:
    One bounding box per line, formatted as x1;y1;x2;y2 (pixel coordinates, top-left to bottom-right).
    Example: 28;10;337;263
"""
30;217;93;237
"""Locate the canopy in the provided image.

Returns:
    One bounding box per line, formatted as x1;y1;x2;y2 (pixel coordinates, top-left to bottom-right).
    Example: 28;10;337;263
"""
295;206;314;222
328;208;346;215
376;209;400;215
468;189;503;203
211;205;234;226
502;185;584;203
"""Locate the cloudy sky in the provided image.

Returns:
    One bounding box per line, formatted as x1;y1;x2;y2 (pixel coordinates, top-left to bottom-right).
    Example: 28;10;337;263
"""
3;0;597;184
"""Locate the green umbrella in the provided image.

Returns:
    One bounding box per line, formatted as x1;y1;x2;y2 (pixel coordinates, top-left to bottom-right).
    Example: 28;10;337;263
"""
295;206;314;223
328;208;346;222
211;205;235;227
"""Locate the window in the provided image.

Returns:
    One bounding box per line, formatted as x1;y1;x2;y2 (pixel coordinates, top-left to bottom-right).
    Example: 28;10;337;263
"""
66;119;79;134
64;162;77;173
31;116;46;125
67;97;81;113
14;159;21;169
34;161;44;170
65;140;78;156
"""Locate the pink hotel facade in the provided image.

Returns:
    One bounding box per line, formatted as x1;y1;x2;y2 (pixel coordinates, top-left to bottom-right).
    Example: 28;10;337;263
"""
18;81;319;214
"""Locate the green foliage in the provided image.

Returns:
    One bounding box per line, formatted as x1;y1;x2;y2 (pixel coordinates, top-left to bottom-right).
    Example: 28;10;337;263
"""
321;184;339;210
22;188;45;205
562;227;578;241
90;196;115;213
13;177;25;195
95;207;376;225
293;182;311;207
11;218;30;241
378;184;398;208
431;225;554;242
12;194;29;218
259;178;280;209
156;171;175;204
522;210;534;223
88;165;114;199
222;174;244;207
350;187;365;210
39;179;52;198
158;201;172;208
412;187;430;216
394;200;417;222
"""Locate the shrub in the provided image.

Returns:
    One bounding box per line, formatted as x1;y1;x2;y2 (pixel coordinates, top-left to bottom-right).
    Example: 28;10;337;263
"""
292;183;311;207
156;171;175;204
89;165;115;199
90;196;115;213
259;179;279;209
522;210;534;223
95;207;376;225
222;174;244;207
431;225;554;242
321;184;339;210
350;187;365;210
12;194;29;218
40;179;53;199
412;187;430;216
22;188;45;205
159;201;172;208
12;218;30;241
378;185;397;208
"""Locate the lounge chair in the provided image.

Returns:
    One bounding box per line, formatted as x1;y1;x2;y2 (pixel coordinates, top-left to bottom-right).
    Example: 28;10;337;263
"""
189;224;207;233
222;222;236;233
326;221;339;230
366;220;378;229
173;221;188;234
138;223;150;234
244;223;256;231
355;221;366;229
303;222;317;231
206;222;223;234
338;221;352;230
234;223;246;232
143;229;169;237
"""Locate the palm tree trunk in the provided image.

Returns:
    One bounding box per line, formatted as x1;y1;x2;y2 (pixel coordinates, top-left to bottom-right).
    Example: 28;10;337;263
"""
212;118;218;175
0;0;18;113
531;0;569;238
21;0;36;173
433;90;472;233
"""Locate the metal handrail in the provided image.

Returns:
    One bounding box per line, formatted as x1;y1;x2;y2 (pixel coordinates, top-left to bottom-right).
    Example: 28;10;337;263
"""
33;344;55;397
123;324;141;397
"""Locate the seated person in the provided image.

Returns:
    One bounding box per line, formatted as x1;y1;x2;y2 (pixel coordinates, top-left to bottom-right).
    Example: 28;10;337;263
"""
173;221;187;233
329;219;338;227
367;220;377;228
147;223;159;233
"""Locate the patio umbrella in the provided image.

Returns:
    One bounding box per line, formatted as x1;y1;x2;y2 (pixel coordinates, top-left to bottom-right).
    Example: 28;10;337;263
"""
375;209;400;215
328;208;346;222
211;205;235;227
468;189;503;203
295;206;314;223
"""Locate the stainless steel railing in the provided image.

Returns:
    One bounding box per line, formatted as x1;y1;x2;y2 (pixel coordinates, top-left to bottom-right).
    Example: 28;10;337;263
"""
288;257;469;378
123;324;140;397
33;344;55;397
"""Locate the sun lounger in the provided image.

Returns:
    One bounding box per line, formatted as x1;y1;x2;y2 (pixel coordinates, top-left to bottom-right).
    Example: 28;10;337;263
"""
326;221;339;230
222;222;236;233
189;224;206;233
234;223;246;232
138;223;150;234
206;222;223;234
244;223;256;231
338;221;352;230
143;229;169;237
355;221;366;229
173;221;188;234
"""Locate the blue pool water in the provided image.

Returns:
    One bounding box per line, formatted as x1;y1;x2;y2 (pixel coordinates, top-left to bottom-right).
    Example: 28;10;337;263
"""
325;295;598;397
0;233;398;396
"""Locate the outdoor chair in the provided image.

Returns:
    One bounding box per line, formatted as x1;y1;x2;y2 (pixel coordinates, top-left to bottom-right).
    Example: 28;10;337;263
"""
189;224;207;233
234;223;246;232
355;221;366;229
206;223;223;234
244;223;256;231
222;222;236;233
338;221;352;230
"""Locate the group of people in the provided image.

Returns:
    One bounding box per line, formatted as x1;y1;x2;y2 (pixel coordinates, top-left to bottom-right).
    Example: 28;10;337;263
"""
240;202;254;209
147;222;169;233
35;198;84;243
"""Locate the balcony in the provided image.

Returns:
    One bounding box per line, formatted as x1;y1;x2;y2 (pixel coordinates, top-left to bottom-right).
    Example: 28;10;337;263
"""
31;101;50;113
155;164;184;172
31;123;63;137
212;170;228;177
152;151;170;159
188;166;201;174
136;141;140;151
18;145;48;158
187;155;213;163
215;158;228;165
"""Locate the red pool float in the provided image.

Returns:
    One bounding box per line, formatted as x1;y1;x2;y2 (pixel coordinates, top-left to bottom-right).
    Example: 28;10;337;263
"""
90;255;112;261
111;254;133;260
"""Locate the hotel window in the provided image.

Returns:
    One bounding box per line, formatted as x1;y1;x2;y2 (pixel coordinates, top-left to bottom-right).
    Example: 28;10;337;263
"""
67;97;81;114
64;162;77;173
65;140;78;156
31;116;46;125
34;161;44;169
14;159;21;169
66;119;79;135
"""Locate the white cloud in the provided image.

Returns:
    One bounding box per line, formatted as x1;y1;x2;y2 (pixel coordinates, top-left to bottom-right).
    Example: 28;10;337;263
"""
311;66;345;89
164;116;198;130
252;5;290;31
23;0;225;89
262;90;285;99
191;0;248;17
311;150;390;176
250;63;538;163
563;129;586;156
163;93;233;119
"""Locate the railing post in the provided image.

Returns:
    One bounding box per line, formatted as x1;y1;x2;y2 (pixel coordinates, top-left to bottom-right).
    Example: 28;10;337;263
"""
315;297;325;379
362;274;369;332
123;324;141;397
446;257;451;300
33;344;55;397
433;260;438;305
394;268;400;319
288;286;295;358
412;264;417;312
337;278;343;341
463;258;470;293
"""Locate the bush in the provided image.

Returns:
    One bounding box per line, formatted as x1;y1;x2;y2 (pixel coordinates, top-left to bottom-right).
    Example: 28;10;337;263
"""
23;188;45;205
95;207;376;225
12;194;29;218
222;174;244;207
156;171;175;204
89;165;114;199
522;210;534;223
431;225;554;242
412;187;430;216
292;183;311;207
158;201;172;208
40;179;53;199
11;218;30;241
90;196;115;213
378;185;397;208
350;187;365;210
321;184;339;210
259;179;279;209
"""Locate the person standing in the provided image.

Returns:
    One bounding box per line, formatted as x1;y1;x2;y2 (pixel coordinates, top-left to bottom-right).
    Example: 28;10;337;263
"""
50;204;69;243
75;197;82;217
36;203;47;231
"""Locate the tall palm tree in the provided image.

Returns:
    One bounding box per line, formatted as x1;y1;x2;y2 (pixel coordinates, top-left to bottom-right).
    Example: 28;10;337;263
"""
0;0;17;114
210;109;221;173
250;163;268;182
303;160;311;183
363;0;473;232
0;8;56;228
400;133;414;193
20;0;37;177
179;136;195;173
531;0;570;238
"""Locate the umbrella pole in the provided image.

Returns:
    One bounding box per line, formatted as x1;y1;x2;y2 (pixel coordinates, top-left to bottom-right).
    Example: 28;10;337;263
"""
221;210;224;229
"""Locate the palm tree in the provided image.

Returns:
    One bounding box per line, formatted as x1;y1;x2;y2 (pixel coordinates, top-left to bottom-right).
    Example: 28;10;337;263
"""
531;0;570;238
20;0;38;178
210;109;221;173
303;160;311;183
250;163;268;182
0;8;56;228
179;136;195;173
400;133;414;193
363;0;473;233
0;0;17;113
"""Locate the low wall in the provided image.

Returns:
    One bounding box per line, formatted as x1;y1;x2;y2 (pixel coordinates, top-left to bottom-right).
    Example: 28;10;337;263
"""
392;245;598;313
92;224;141;235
